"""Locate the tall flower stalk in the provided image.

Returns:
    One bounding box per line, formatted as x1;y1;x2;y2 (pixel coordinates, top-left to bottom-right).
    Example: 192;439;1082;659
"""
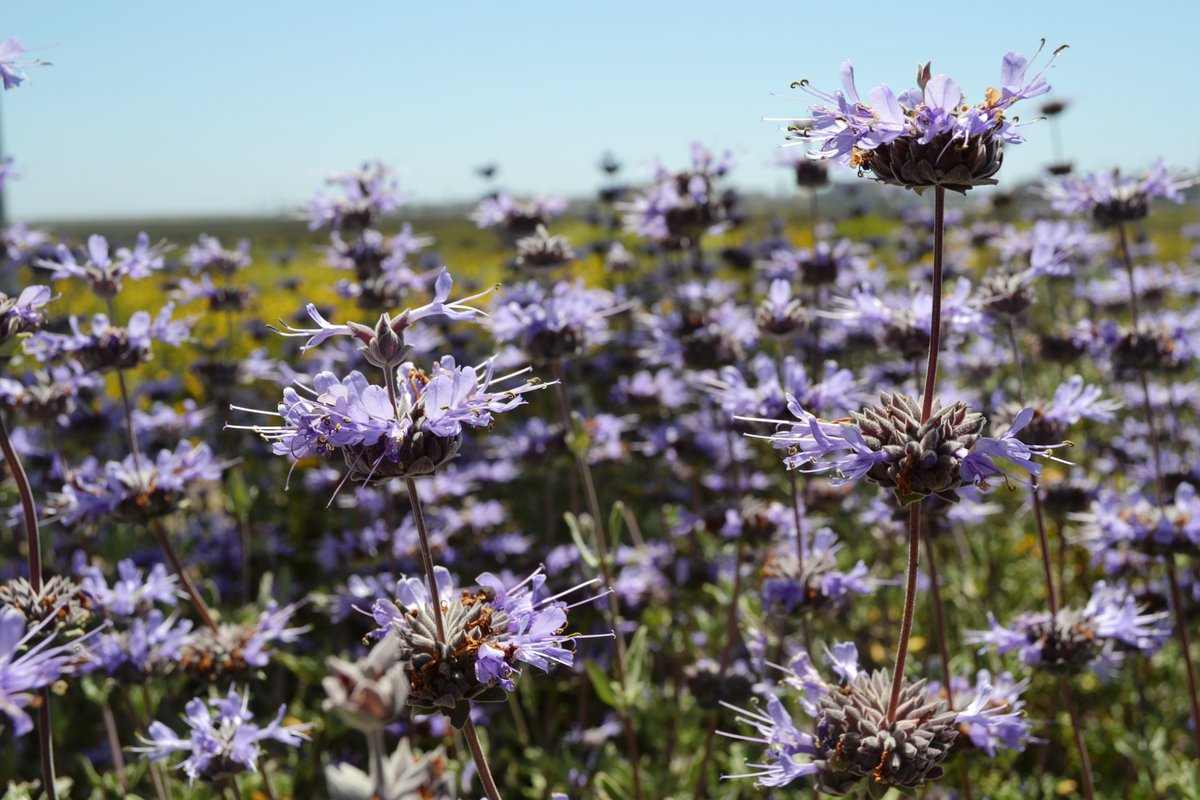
1115;220;1200;754
0;410;57;799
994;285;1097;795
101;294;220;636
886;186;946;721
550;367;644;800
404;476;503;800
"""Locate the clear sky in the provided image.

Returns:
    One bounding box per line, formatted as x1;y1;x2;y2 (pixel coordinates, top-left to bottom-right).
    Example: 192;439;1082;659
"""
2;0;1198;220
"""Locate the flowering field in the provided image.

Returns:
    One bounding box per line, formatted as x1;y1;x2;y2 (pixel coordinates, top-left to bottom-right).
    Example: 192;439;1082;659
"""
4;38;1200;800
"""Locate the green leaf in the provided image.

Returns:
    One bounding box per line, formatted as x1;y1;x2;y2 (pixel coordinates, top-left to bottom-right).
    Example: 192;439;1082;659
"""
585;660;619;708
621;626;649;706
607;500;626;554
564;512;599;569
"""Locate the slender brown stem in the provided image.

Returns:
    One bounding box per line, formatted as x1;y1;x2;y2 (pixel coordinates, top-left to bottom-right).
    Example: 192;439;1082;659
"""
102;297;144;473
113;369;142;469
887;503;922;721
809;284;822;379
256;757;278;800
788;470;805;573
719;539;748;672
1117;221;1200;753
920;187;946;421
464;720;503;800
1167;559;1200;756
1060;682;1097;800
0;411;41;590
102;701;129;792
1117;223;1140;329
920;518;971;800
35;691;56;800
404;477;446;644
887;187;945;721
693;430;752;799
0;411;56;798
150;519;219;633
1031;483;1059;616
405;477;501;798
1006;316;1025;403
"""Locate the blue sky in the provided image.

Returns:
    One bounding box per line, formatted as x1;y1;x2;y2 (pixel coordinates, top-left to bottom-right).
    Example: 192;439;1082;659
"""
2;0;1198;220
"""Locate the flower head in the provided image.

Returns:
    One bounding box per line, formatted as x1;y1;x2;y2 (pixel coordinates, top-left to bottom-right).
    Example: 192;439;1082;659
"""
966;582;1169;677
1046;158;1197;227
238;357;549;486
25;304;192;372
471;192;566;239
0;575;93;638
722;643;963;794
749;393;1029;505
777;43;1064;192
621;143;734;248
491;279;618;363
307;162;403;233
44;441;225;526
368;567;601;728
38;233;166;297
185;234;251;276
133;686;311;784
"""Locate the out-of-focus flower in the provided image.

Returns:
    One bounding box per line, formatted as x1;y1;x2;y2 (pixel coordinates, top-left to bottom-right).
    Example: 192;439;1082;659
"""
324;739;454;800
133;686;311;784
471;192;566;239
1077;483;1200;558
175;273;255;312
44;441;225;525
322;635;410;732
37;233;166;297
966;581;1169;677
307;162;403;233
761;529;873;613
80;559;178;617
491;279;618;363
621;142;734;248
177;602;306;679
25;304;192;371
185;234;251;275
272;269;492;354
1046;158;1197;227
